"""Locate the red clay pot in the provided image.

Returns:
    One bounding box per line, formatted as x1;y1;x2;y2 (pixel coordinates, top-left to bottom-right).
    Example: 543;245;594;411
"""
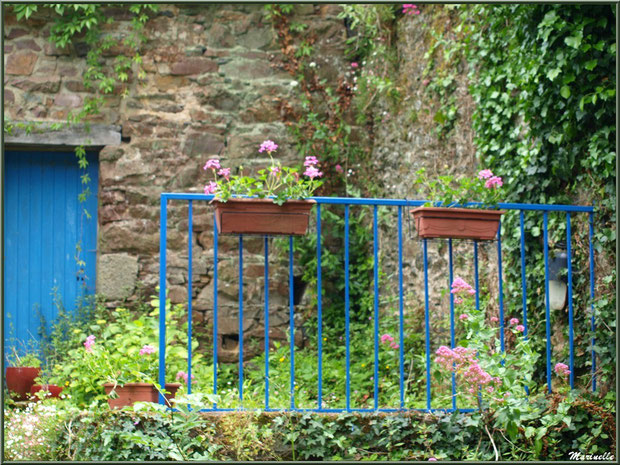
30;384;63;400
411;207;505;240
5;367;41;401
103;382;182;409
213;199;315;236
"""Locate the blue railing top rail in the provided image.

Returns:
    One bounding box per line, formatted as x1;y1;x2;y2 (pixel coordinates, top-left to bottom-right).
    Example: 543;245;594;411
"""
161;193;595;213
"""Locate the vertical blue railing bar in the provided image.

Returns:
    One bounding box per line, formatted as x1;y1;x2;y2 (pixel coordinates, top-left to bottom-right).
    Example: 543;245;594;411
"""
519;212;528;338
398;207;405;410
187;201;193;396
213;212;218;408
543;212;552;393
373;205;379;410
474;241;479;311
316;205;323;409
588;212;596;392
497;221;505;354
289;236;295;409
264;236;270;409
423;239;431;411
158;196;167;405
448;238;456;410
566;213;574;389
239;235;244;402
345;205;351;412
519;211;530;396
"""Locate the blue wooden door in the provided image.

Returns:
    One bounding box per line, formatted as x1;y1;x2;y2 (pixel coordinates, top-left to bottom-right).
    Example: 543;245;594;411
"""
4;150;98;356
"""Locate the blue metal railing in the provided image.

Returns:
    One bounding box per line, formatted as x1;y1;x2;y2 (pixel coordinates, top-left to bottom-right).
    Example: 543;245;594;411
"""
158;194;596;411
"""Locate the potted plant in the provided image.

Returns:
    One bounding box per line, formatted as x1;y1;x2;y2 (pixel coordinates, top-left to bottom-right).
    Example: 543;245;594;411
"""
5;347;41;401
410;168;505;240
203;140;324;236
81;335;181;409
29;364;63;401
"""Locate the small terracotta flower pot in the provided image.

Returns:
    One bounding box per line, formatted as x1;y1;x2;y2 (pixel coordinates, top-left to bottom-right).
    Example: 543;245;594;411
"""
213;198;315;236
5;367;41;401
411;207;505;240
103;382;182;409
30;384;64;400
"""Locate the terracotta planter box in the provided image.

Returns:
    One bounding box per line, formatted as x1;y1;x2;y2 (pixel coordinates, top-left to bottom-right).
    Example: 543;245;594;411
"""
213;199;315;236
103;382;181;409
30;384;63;400
411;207;505;240
5;366;41;401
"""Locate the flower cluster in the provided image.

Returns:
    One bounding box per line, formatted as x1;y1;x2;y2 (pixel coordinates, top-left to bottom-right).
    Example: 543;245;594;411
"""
202;140;324;205
84;335;95;353
508;318;525;333
451;276;476;305
478;169;503;189
435;346;501;395
380;333;399;350
176;371;195;384
402;4;420;15
139;345;156;356
554;362;571;378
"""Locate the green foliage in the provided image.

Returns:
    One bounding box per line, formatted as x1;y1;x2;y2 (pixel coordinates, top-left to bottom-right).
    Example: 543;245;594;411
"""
464;4;616;392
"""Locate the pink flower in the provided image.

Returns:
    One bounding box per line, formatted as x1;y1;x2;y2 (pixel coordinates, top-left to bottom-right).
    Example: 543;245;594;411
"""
84;335;95;352
204;181;218;195
217;168;230;179
269;166;281;175
176;371;195;383
509;318;519;326
139;345;156;356
380;334;394;344
428;459;437;462
390;342;400;350
203;159;221;170
258;140;278;153
478;169;494;180
335;164;344;173
422;78;430;86
304;165;323;179
304;155;319;167
485;176;503;189
403;4;420;15
515;325;525;332
454;296;463;305
554;362;571;377
490;316;499;323
459;313;469;321
351;62;359;69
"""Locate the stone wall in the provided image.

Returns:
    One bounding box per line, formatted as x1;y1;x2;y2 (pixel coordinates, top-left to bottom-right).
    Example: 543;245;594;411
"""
4;4;348;361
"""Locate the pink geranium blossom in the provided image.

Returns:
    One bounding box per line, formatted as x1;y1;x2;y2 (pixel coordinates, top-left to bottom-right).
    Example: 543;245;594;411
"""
304;165;323;179
478;169;494;180
176;371;195;383
139;345;156;356
304;156;319;167
217;168;230;179
84;335;95;352
258;140;278;153
485;176;503;189
204;181;217;194
203;159;221;170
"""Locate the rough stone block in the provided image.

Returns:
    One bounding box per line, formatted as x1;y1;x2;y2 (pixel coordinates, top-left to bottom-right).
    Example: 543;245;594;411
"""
182;131;225;157
6;52;38;75
170;57;218;75
11;75;60;94
97;253;139;300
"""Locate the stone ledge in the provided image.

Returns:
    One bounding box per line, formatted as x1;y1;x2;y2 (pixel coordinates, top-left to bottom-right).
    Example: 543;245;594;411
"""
4;122;122;148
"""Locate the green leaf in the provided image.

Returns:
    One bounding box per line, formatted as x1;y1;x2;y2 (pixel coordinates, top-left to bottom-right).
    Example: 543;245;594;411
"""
584;59;598;71
564;35;582;49
560;86;571;99
546;68;561;80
